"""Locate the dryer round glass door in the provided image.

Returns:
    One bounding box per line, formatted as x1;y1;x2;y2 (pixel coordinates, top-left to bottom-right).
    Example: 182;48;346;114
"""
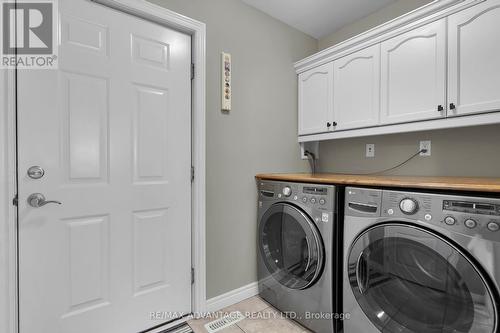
259;203;324;290
348;223;497;333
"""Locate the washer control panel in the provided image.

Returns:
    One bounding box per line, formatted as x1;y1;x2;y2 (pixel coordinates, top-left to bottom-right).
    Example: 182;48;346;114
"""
258;181;335;225
381;190;500;241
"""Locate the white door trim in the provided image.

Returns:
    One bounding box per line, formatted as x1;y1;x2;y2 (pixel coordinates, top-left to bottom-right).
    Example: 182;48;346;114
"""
0;1;207;332
1;68;18;333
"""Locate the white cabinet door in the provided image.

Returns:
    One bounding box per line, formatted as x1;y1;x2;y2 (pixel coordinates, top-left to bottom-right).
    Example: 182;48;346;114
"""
380;19;447;125
333;44;380;131
298;63;334;135
448;0;500;117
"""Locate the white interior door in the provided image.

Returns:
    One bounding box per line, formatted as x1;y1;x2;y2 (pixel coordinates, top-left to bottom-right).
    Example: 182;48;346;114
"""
448;0;500;117
380;19;446;125
17;1;192;332
333;44;380;131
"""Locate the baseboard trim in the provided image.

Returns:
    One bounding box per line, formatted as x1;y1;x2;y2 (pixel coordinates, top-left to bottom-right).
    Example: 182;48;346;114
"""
206;282;259;312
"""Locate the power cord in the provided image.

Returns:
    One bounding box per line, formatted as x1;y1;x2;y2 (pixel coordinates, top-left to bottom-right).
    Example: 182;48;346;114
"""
304;150;317;175
361;148;428;175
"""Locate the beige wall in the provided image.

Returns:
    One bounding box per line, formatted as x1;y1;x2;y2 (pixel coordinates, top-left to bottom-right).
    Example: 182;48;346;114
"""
147;0;317;298
318;0;433;50
318;124;500;177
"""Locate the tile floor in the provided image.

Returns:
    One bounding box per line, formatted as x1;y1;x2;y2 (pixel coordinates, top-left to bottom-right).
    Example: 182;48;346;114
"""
188;296;311;333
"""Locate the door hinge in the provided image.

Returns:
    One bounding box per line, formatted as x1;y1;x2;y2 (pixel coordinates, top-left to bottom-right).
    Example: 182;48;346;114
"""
191;166;195;182
191;63;195;80
12;194;18;206
191;267;195;285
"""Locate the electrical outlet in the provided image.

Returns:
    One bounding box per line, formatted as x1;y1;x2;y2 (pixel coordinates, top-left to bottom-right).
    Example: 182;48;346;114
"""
366;144;375;158
300;142;319;160
420;141;431;156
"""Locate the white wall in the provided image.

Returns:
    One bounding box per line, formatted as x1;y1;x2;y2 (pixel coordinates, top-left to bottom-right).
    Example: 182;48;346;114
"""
148;0;317;298
319;0;433;50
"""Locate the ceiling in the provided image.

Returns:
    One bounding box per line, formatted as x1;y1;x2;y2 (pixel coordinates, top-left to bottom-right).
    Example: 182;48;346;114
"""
241;0;397;39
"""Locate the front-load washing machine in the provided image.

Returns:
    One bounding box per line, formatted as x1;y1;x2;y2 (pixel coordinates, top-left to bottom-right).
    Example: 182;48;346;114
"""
257;180;338;333
343;187;500;333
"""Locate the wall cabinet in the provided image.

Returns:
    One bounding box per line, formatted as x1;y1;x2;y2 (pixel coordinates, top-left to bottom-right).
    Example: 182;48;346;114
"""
448;0;500;117
380;19;447;125
298;63;333;135
333;44;380;131
296;0;500;141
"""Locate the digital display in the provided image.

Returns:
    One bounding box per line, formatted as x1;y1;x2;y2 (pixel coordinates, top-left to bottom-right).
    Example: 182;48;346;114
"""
475;204;495;211
444;200;498;215
451;202;474;209
303;187;327;195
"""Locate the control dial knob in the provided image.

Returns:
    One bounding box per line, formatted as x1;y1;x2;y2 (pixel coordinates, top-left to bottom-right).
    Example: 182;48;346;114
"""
399;198;419;215
282;186;292;197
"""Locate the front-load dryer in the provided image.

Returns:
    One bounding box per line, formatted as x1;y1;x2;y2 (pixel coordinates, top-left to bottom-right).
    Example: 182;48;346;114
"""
257;180;337;333
343;187;500;333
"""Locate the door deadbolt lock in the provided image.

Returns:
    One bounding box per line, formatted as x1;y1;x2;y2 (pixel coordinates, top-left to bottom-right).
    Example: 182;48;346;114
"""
27;166;45;179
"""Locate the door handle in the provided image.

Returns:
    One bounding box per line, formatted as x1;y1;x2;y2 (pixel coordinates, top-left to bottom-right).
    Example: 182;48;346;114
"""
348;202;378;213
356;251;368;294
27;193;62;208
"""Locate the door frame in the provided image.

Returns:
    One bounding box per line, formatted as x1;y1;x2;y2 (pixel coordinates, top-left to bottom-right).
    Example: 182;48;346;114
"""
0;0;207;332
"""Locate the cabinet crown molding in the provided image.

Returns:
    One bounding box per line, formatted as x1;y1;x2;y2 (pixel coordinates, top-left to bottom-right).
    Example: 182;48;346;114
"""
295;0;483;74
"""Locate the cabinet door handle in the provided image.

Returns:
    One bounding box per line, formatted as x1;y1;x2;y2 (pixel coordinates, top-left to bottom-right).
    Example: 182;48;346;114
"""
437;105;444;112
332;121;337;127
327;122;331;127
449;103;456;110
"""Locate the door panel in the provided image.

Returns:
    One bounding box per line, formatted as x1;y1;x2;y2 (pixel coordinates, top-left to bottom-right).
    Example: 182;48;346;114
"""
17;1;192;332
259;203;324;290
65;215;110;315
62;72;109;182
448;0;500;116
333;44;380;131
380;20;446;125
132;84;170;182
298;63;334;135
348;224;496;333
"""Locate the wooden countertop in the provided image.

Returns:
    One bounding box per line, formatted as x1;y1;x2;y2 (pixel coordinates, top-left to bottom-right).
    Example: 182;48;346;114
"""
255;173;500;193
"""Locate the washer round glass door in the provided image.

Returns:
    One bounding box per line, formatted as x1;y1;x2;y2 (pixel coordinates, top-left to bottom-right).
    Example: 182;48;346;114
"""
348;223;497;333
259;203;324;290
